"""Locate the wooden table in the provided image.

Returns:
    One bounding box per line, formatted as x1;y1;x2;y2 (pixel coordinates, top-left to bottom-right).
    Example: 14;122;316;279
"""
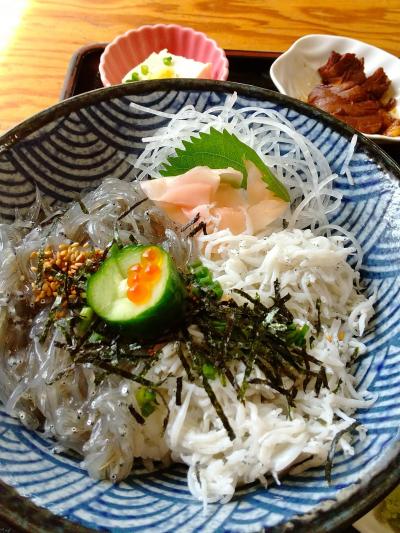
0;0;399;134
0;1;398;530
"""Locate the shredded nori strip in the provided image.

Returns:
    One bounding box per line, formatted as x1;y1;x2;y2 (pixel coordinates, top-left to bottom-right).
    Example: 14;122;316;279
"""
45;365;75;386
346;347;360;368
194;462;201;485
333;378;342;394
95;361;155;387
325;421;360;483
155;390;170;434
315;368;324;397
202;375;236;440
129;405;145;425
181;212;200;233
188;221;207;237
316;298;322;335
35;247;45;285
39;210;64;227
178;343;194;382
78;199;89;215
239;341;259;401
223;365;237;391
117;198;148;221
176;376;183;406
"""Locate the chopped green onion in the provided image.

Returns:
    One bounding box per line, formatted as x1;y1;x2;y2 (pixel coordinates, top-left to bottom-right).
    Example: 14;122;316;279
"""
210;281;223;299
141;64;149;75
135;387;157;417
286;323;309;347
189;259;202;269
88;331;105;343
192;265;209;278
163;56;173;66
202;362;217;380
126;72;139;82
198;272;213;285
189;261;223;299
219;372;227;387
77;306;94;335
212;319;226;333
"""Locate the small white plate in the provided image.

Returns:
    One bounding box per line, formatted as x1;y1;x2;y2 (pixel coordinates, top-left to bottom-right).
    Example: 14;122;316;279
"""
270;34;400;144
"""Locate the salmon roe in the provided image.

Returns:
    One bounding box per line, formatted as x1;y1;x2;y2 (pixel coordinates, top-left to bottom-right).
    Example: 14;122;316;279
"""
126;247;162;304
127;283;151;305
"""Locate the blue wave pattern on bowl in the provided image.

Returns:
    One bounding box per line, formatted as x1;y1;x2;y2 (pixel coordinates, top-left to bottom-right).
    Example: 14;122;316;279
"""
0;89;399;532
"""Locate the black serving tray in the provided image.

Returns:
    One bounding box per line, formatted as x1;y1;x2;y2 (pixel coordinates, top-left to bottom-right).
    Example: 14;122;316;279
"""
60;45;282;98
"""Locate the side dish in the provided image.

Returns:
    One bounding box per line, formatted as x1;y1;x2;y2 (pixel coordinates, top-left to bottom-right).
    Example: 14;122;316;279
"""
0;94;375;504
308;51;400;136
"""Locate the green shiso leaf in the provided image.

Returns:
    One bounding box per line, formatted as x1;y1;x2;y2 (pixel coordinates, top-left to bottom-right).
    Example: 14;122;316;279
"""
159;128;290;202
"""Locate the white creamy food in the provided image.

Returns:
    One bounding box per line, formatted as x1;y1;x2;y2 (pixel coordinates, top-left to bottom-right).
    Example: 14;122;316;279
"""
122;48;212;82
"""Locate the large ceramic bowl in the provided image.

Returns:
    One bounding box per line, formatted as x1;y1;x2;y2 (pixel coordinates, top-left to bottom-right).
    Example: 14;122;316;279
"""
0;80;399;532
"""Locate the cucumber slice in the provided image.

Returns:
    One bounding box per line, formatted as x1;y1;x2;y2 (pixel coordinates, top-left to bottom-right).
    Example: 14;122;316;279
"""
86;245;185;337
